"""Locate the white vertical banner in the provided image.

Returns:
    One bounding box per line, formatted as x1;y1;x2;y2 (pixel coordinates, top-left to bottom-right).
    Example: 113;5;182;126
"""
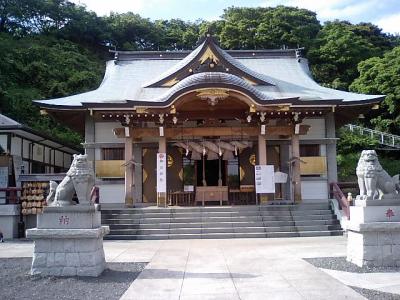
157;153;167;193
254;165;275;194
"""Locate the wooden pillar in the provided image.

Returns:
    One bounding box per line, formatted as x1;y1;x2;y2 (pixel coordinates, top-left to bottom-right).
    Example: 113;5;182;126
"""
158;136;167;207
258;134;268;203
158;136;166;153
258;134;267;164
291;134;302;203
124;136;134;206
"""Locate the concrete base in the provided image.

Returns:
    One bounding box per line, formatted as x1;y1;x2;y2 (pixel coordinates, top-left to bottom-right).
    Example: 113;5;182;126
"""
0;205;20;238
347;222;400;267
26;205;109;277
347;201;400;267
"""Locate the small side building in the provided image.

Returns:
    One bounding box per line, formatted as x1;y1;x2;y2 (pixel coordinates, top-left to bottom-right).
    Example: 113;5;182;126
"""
0;113;80;238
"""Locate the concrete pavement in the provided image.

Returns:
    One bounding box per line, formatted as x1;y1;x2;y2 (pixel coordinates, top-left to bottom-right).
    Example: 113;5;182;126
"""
0;236;373;299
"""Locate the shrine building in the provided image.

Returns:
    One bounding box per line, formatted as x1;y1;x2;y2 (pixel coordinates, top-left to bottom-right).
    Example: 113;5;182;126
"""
35;35;383;207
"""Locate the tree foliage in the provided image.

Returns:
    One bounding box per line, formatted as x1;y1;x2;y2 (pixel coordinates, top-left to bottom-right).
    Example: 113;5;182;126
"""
211;6;321;50
0;33;104;145
350;46;400;134
0;0;399;149
307;21;388;90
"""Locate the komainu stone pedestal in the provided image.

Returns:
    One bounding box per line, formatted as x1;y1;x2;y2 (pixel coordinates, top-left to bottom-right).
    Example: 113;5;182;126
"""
347;199;400;267
26;205;109;277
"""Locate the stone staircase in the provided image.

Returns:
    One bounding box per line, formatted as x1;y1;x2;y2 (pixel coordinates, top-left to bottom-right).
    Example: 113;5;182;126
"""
101;202;343;240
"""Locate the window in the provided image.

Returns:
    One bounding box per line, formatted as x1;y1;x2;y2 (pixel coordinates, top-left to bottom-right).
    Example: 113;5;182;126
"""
183;157;195;187
300;145;320;157
227;158;239;188
102;148;124;160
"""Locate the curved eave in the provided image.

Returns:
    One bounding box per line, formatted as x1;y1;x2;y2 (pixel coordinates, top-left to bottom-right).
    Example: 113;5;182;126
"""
336;96;385;106
34;95;384;110
33;100;85;110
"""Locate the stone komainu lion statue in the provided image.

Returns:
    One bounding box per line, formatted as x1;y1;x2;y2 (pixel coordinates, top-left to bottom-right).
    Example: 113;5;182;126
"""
356;150;400;200
46;154;94;206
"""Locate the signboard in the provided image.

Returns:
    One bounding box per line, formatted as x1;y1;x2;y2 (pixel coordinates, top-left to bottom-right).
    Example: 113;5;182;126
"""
254;165;275;194
274;171;288;183
157;153;167;193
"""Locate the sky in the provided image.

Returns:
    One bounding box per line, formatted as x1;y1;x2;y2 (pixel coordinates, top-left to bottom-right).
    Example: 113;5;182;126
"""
71;0;400;34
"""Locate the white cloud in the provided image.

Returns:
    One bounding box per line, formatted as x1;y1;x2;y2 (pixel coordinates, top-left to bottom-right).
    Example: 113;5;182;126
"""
70;0;166;16
263;0;381;21
376;13;400;34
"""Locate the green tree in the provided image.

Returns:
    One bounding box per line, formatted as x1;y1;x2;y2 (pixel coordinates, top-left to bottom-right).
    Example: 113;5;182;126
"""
216;6;320;50
0;33;104;145
350;46;400;134
105;12;158;50
307;20;393;90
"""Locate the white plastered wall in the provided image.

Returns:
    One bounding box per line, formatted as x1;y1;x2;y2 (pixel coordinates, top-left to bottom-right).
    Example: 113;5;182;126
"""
0;135;7;152
54;150;64;167
32;143;44;162
98;183;125;204
300;118;326;139
95;122;121;143
10;136;21;156
301;180;329;201
23;139;30;159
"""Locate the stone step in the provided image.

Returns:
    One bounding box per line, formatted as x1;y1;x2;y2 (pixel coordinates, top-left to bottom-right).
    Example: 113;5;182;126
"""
260;210;332;216
101;203;330;214
101;205;331;215
264;224;342;233
104;230;342;240
102;214;336;224
108;221;266;229
107;218;340;230
101;202;341;240
101;209;334;220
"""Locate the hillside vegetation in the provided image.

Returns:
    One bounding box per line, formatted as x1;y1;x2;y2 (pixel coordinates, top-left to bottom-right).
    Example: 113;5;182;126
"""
0;1;399;179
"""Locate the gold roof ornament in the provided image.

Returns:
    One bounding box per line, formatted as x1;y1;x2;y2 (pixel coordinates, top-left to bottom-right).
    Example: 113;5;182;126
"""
197;88;229;106
162;77;179;87
199;46;220;64
242;77;257;86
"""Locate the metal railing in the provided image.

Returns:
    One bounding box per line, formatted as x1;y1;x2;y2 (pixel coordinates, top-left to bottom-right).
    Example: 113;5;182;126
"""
330;182;350;220
345;124;400;149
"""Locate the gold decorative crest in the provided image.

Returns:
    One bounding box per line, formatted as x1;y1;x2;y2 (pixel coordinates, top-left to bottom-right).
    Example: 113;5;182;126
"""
199;46;220;64
249;154;256;166
240;166;245;181
168;155;174;167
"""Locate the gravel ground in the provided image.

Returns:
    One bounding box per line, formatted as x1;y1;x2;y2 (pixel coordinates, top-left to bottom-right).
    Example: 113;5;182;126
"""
304;256;400;273
0;258;147;300
350;286;400;300
304;257;400;300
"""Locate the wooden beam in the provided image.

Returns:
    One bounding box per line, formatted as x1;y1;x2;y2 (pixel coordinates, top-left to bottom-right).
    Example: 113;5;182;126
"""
113;125;310;139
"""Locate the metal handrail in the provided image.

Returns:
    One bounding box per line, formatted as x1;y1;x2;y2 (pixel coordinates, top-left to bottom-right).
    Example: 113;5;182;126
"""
330;182;350;220
345;124;400;148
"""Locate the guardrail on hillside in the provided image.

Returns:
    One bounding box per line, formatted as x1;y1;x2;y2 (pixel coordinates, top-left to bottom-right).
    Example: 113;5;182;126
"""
345;124;400;149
